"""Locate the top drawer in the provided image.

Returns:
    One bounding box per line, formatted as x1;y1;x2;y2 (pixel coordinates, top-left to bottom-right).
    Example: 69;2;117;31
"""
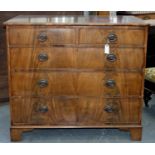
8;27;76;46
79;27;146;46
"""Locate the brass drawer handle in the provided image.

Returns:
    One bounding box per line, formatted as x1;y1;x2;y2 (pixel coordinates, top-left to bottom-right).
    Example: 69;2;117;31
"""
105;80;116;88
106;53;117;62
143;16;150;20
38;32;48;42
104;105;114;113
37;79;48;88
38;105;48;113
38;53;48;62
107;33;117;43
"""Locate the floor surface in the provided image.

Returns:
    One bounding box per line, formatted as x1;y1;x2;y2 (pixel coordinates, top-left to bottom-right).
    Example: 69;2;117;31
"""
0;96;155;143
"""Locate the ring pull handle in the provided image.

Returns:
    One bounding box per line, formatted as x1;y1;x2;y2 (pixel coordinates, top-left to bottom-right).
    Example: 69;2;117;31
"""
105;80;116;88
37;79;48;88
143;16;150;20
104;105;114;113
38;32;48;42
38;105;48;113
107;33;117;43
38;53;48;62
106;53;117;62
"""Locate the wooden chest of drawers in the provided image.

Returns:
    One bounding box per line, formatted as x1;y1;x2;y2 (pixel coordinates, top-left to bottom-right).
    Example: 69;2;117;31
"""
4;15;148;141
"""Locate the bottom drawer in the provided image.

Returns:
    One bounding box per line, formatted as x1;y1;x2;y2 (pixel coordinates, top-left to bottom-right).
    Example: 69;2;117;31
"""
11;97;142;126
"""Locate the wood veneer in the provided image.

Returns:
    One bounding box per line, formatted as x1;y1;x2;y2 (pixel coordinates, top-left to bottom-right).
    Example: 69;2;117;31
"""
0;11;83;102
4;15;148;141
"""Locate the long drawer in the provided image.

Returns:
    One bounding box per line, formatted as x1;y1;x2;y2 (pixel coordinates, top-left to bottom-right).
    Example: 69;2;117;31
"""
11;97;142;125
11;71;143;97
10;47;145;70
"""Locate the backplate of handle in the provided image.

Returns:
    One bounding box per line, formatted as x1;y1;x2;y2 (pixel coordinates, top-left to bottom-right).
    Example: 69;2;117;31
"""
106;53;117;62
143;16;150;20
37;79;48;88
105;80;116;88
107;33;117;43
38;105;48;113
38;53;48;62
38;32;48;42
104;105;114;113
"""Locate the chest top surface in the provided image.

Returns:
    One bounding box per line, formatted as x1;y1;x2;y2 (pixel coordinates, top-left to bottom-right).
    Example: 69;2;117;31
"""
4;15;148;26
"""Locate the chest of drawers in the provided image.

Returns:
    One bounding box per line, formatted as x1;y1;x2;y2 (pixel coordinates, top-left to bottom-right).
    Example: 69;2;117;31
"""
4;15;148;141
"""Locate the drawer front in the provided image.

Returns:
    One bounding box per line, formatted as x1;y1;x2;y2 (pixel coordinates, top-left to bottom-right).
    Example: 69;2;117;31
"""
77;72;143;96
77;47;145;69
11;97;77;125
11;72;143;96
10;47;144;70
10;47;76;69
79;27;145;45
11;72;77;96
8;27;76;46
78;97;142;125
11;97;141;125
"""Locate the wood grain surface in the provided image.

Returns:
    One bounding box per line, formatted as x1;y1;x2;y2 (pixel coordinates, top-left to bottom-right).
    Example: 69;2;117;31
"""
5;15;148;141
0;11;83;102
10;71;143;97
11;97;142;125
10;47;145;70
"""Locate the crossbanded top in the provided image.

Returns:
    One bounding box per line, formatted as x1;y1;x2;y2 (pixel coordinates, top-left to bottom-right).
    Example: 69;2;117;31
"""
4;15;148;26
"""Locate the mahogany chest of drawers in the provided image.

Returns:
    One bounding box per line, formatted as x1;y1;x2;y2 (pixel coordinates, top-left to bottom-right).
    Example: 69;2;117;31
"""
4;15;148;141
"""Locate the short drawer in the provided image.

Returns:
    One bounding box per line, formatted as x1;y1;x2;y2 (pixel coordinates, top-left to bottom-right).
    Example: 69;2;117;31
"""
77;47;145;70
8;27;76;46
10;47;76;69
11;97;142;125
11;97;77;125
11;71;143;97
79;27;145;45
77;72;143;96
11;72;77;96
78;97;142;125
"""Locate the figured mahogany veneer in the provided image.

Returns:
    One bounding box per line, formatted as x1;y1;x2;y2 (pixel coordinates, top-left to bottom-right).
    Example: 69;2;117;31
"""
8;27;76;46
10;47;145;70
79;28;145;45
11;72;143;97
11;97;141;125
4;15;148;141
